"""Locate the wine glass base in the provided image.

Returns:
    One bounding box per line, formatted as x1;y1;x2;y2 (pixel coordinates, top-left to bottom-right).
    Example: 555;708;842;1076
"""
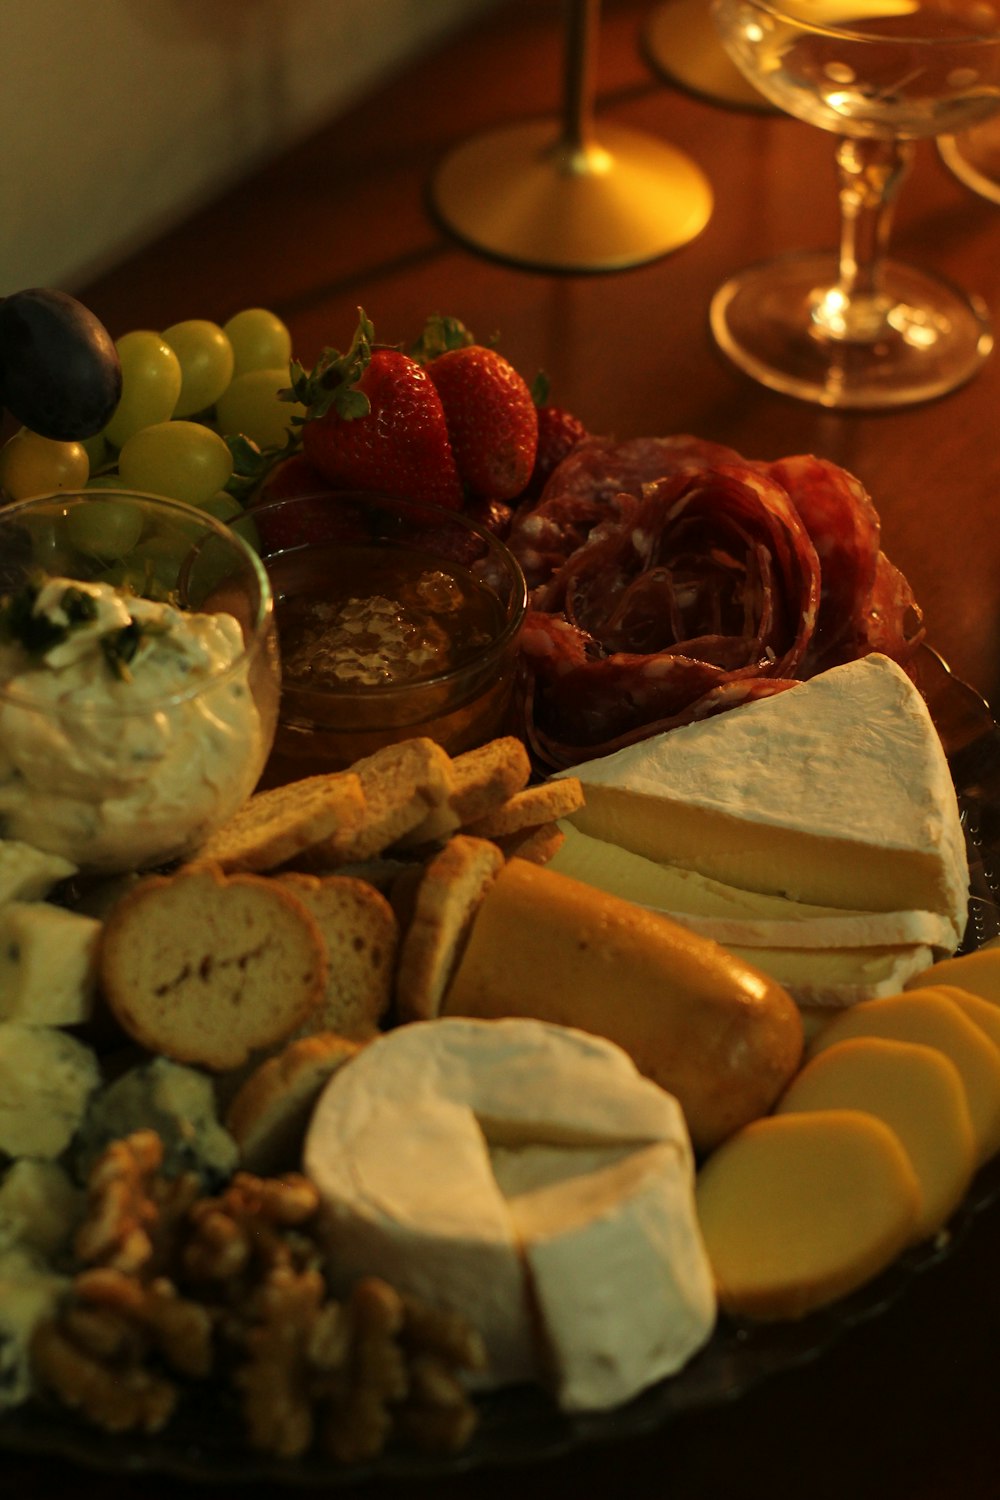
642;0;773;111
939;125;1000;207
430;119;713;273
710;252;994;409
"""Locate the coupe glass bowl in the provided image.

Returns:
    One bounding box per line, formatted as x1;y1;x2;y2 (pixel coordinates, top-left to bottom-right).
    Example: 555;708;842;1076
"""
240;490;528;782
0;489;279;873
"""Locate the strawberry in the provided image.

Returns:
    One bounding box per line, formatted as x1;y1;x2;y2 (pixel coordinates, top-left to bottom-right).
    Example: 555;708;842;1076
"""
522;401;589;501
411;315;538;503
287;310;464;510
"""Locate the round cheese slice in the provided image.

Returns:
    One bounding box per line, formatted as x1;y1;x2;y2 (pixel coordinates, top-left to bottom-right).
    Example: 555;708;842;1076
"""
905;947;1000;1005
775;1037;975;1242
303;1016;716;1412
695;1110;921;1321
807;990;1000;1166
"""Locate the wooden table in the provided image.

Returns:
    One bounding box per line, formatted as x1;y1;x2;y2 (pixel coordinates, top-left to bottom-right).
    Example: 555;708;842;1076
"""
8;2;1000;1496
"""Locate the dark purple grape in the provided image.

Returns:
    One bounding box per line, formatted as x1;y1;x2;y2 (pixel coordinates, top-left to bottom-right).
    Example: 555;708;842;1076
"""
0;288;122;441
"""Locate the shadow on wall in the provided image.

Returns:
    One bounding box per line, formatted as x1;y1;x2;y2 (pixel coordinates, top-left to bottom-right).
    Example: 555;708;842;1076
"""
0;0;502;293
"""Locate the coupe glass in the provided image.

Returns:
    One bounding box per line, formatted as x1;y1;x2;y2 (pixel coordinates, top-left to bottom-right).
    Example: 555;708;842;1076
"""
939;112;1000;201
710;0;1000;408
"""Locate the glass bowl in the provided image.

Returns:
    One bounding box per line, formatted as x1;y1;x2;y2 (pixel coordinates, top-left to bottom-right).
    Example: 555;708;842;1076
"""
0;489;279;874
239;491;528;782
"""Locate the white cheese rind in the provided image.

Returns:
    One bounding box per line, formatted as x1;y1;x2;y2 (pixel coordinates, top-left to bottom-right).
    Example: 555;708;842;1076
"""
303;1018;714;1406
724;942;938;1008
559;655;968;942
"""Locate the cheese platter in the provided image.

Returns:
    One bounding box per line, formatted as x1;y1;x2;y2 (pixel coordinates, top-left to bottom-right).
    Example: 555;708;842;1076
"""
3;293;1000;1484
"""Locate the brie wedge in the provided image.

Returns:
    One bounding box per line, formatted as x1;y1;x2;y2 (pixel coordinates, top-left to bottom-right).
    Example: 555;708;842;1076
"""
558;654;968;949
303;1017;715;1411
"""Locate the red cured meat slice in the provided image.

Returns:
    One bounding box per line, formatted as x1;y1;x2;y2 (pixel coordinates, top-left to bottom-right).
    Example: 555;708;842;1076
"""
507;434;743;591
517;463;821;767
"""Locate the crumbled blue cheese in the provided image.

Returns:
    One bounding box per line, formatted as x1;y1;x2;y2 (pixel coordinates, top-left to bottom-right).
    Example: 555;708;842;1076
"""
0;840;76;906
0;902;100;1026
0;1247;67;1410
0;1024;101;1159
0;1159;83;1261
76;1057;238;1186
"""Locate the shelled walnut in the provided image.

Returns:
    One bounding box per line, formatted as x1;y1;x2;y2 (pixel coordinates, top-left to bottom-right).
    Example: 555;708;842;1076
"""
30;1130;486;1462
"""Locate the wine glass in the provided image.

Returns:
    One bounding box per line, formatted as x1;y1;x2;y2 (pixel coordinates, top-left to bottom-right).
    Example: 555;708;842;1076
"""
431;0;712;272
709;0;1000;408
643;0;773;110
939;113;1000;202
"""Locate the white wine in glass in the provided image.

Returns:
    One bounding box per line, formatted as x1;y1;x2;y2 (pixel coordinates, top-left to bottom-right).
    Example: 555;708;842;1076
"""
710;0;1000;408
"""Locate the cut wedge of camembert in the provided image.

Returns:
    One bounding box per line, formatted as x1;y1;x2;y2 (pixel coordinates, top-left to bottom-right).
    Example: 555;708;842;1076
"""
556;654;969;998
303;1017;715;1411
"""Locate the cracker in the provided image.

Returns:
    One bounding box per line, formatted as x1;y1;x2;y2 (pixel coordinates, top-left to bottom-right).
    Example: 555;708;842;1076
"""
394;835;504;1023
303;738;453;867
225;1031;362;1176
99;863;327;1071
193;772;365;873
395;735;533;851
276;873;398;1041
493;822;566;866
465;778;583;839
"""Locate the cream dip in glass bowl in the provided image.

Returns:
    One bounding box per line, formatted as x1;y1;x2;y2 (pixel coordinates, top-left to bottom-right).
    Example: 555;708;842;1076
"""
0;490;279;874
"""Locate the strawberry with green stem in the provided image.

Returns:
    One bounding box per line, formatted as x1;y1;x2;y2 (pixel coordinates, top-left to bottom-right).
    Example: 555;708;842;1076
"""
411;314;538;504
286;309;464;510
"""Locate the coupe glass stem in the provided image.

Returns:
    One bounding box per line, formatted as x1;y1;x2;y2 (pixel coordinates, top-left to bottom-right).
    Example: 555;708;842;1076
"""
811;135;915;343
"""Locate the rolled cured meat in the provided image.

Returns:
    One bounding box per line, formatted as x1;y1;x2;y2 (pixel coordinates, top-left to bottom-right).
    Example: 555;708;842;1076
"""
508;437;923;769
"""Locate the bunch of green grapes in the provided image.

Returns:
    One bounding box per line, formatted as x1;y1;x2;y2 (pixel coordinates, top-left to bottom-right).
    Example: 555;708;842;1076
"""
0;305;303;560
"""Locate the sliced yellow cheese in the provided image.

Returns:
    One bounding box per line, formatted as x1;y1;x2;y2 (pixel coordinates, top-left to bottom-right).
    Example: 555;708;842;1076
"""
549;823;957;953
695;1110;921;1321
775;1037;975;1242
807;991;1000;1166
905;948;1000;1005
723;941;937;1008
935;987;1000;1052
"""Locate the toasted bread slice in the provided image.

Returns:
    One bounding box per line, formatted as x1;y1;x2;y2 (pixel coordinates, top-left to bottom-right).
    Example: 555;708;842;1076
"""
276;873;398;1040
194;772;365;873
225;1031;361;1175
394;835;504;1023
466;779;583;839
99;863;327;1070
494;822;566;865
394;735;532;851
300;738;453;867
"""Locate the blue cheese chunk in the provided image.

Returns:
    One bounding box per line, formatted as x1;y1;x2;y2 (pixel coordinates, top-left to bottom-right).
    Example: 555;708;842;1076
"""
76;1057;238;1185
0;1024;101;1159
0;1160;83;1261
0;1247;67;1410
0;840;77;906
0;902;100;1026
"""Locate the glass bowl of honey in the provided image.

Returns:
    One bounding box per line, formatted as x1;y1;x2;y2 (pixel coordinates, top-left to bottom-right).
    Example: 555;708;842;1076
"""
241;491;527;782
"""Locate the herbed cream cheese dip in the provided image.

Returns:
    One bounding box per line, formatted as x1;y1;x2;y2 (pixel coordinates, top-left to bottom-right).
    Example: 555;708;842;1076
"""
0;576;264;872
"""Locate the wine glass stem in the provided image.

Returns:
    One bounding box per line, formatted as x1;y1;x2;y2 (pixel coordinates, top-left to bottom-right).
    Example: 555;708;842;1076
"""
812;136;915;343
554;0;607;173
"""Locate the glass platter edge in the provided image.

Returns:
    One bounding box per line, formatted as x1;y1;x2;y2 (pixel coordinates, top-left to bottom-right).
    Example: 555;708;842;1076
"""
3;642;999;1486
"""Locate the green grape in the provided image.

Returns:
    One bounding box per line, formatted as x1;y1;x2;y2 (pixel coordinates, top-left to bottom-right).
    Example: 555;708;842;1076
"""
0;428;89;500
103;330;182;449
195;489;244;523
66;497;145;560
223;307;292;378
81;430;111;474
118;420;234;506
162;319;235;417
215;367;305;449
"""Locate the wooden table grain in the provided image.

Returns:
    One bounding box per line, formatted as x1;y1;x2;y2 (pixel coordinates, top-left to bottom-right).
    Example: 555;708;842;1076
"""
7;2;1000;1496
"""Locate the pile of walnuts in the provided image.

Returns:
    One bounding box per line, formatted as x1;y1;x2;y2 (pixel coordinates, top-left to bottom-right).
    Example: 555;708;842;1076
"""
31;1131;486;1463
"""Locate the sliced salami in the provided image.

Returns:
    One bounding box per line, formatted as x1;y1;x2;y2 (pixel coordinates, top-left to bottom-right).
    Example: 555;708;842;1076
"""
510;436;924;769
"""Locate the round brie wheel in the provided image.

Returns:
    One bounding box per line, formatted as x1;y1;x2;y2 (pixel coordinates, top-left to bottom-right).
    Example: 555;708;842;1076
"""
303;1016;716;1413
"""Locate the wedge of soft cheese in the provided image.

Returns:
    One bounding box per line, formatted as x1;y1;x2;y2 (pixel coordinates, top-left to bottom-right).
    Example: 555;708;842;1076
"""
549;823;957;954
303;1017;715;1411
722;941;938;1007
557;654;969;947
